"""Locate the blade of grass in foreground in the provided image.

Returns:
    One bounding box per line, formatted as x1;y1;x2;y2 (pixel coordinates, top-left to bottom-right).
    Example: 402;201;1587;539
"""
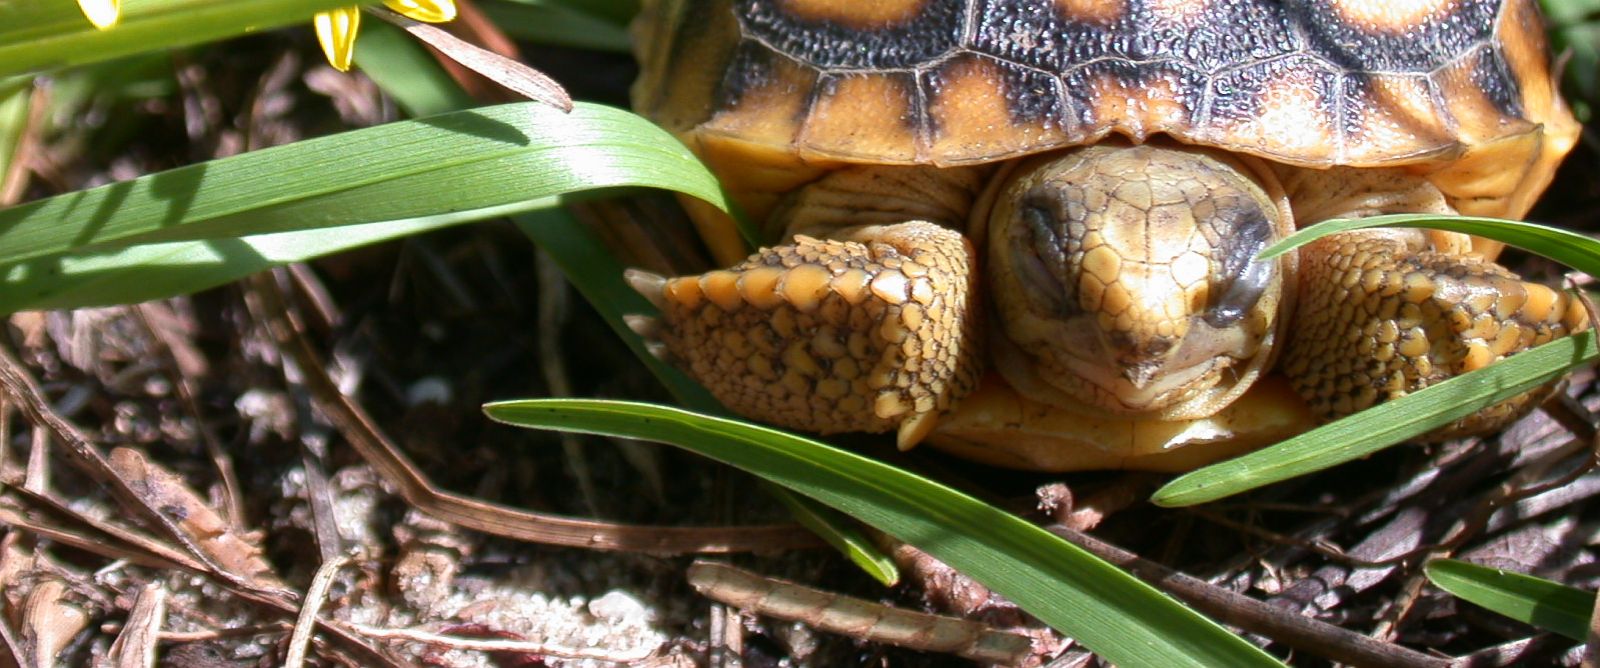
1155;214;1600;506
0;102;724;313
1153;330;1597;506
485;399;1284;668
1426;558;1594;641
0;102;722;268
512;208;899;585
0;211;517;312
1258;214;1600;268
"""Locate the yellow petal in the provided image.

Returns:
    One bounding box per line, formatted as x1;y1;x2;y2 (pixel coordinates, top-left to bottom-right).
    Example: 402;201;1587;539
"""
314;7;362;72
77;0;120;29
383;0;456;23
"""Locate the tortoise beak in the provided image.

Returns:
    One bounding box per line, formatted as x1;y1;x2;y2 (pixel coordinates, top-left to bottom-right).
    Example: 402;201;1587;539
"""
1122;361;1161;390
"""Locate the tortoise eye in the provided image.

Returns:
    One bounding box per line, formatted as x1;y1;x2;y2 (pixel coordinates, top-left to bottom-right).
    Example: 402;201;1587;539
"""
1204;204;1276;328
1015;200;1075;314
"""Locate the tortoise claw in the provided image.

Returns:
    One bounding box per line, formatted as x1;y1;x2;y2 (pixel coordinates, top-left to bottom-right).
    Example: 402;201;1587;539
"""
896;411;939;451
624;268;668;310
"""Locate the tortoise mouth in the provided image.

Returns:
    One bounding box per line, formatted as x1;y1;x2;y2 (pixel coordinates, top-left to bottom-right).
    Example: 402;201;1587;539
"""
985;143;1291;418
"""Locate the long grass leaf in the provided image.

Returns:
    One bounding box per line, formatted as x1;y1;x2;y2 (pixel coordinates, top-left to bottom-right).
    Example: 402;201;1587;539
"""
485;399;1284;668
1154;331;1598;506
1426;559;1594;641
0;102;725;313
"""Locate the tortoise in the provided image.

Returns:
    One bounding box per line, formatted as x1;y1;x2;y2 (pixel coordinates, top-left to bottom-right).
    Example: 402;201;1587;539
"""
623;0;1587;471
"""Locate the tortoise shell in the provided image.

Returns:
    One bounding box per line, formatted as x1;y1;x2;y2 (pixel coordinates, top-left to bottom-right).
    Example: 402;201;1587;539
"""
634;0;1578;248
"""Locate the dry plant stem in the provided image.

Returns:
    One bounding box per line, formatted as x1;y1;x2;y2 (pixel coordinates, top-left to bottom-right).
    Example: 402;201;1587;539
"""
368;7;572;111
0;84;46;206
707;602;730;668
1453;634;1571;668
349;623;658;662
286;555;349;668
1;401;11;471
132;304;244;528
107;584;167;668
0;342;401;668
285;263;342;332
1044;525;1448;668
688;562;1036;666
0;485;200;571
711;602;744;668
159;624;293;643
245;273;821;554
1185;507;1391;567
299;448;345;565
24;426;46;493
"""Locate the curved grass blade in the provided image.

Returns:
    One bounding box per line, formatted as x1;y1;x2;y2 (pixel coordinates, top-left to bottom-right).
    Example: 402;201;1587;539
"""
0;208;519;313
1259;214;1600;272
0;0;358;77
1425;558;1594;641
1156;215;1600;506
1153;330;1598;506
485;399;1284;668
0;102;726;313
770;484;900;585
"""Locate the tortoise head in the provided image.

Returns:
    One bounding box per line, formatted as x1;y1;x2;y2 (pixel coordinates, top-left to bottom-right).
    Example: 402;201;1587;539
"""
986;144;1296;418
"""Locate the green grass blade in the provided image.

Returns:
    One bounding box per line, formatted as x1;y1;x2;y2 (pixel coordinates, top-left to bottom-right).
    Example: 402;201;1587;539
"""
1153;331;1598;506
769;484;900;586
0;0;359;77
481;1;633;52
484;399;1284;668
0;80;31;189
1426;559;1595;641
1259;214;1600;273
0;210;510;312
1157;214;1600;506
0;102;727;313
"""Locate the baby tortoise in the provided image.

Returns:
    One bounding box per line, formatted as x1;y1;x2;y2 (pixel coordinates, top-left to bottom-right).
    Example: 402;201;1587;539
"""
625;0;1588;471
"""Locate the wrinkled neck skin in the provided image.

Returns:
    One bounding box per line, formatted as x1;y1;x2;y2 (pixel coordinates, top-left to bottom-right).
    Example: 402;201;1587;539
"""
980;143;1298;420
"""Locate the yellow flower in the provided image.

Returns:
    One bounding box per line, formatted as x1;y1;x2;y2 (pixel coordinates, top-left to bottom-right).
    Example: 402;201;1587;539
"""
77;0;120;29
315;0;457;72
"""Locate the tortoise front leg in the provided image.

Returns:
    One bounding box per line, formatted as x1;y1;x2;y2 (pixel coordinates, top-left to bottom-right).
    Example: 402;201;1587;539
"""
627;221;982;449
1283;230;1588;437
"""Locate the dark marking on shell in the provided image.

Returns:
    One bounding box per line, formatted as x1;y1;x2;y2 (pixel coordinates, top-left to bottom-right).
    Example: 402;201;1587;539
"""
1294;0;1501;73
700;0;1538;166
737;0;965;70
716;40;783;111
1470;45;1525;117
